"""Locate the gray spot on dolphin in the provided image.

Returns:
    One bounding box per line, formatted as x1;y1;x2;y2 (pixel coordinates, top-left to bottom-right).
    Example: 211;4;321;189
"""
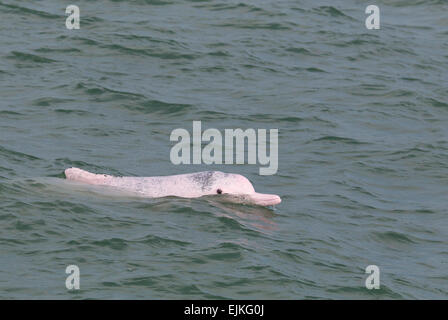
190;171;216;191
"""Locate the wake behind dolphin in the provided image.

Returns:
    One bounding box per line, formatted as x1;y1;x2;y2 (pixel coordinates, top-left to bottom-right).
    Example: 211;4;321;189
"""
64;168;281;207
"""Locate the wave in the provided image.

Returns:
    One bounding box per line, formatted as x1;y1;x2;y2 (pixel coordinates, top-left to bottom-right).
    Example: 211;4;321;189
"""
0;2;59;19
6;51;57;64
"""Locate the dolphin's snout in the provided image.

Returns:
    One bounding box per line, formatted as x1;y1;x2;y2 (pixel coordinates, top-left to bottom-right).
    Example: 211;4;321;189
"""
249;193;281;206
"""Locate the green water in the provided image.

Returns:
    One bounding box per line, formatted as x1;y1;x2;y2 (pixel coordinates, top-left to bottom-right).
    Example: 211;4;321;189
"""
0;0;447;299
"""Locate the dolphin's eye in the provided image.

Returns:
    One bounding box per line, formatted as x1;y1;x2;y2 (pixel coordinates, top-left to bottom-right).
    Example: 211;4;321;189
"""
217;189;222;194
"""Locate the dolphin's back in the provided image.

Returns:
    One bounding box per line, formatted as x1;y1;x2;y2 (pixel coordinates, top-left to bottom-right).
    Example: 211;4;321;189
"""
64;167;206;198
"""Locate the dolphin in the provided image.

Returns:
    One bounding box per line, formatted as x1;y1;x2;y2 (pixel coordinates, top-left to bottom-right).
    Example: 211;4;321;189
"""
64;168;281;207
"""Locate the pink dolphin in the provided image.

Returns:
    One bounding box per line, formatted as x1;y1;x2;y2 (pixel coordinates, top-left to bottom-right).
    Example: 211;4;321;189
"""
64;168;281;206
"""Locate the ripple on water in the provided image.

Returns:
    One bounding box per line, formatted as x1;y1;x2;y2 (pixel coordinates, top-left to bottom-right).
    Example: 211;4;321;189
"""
7;51;57;64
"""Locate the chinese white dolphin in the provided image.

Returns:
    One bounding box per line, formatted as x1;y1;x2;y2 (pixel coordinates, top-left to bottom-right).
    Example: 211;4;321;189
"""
64;168;281;206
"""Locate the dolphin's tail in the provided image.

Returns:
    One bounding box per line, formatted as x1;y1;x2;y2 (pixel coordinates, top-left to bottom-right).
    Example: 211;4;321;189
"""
64;167;107;185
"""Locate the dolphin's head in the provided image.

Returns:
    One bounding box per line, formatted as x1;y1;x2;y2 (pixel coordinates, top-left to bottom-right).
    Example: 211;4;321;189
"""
204;171;281;206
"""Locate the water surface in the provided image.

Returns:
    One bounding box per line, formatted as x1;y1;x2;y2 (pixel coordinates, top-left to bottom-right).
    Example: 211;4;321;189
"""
0;0;447;299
